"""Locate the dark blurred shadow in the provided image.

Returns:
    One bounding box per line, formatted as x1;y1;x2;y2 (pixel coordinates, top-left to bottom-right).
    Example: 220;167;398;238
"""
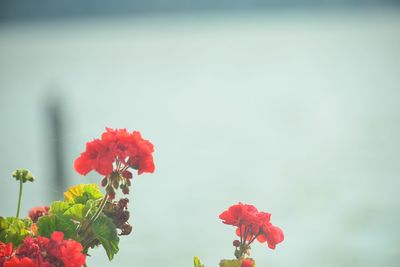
46;91;66;199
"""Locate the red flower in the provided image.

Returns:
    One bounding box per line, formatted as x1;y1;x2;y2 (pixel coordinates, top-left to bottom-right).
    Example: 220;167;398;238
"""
47;232;86;267
0;242;13;265
5;232;86;267
241;258;254;267
219;203;284;254
15;235;49;261
74;139;114;176
3;257;41;267
220;203;270;241
257;225;284;249
28;206;49;223
74;128;155;176
127;131;155;174
58;239;86;267
219;203;259;227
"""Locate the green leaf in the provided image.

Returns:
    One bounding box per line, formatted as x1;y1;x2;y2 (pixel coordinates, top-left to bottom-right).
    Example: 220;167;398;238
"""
49;201;71;215
92;214;119;261
0;217;31;246
50;200;94;223
64;204;86;221
37;214;77;240
64;184;103;204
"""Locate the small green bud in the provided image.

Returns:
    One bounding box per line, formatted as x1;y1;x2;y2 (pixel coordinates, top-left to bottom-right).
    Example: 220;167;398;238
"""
12;169;35;183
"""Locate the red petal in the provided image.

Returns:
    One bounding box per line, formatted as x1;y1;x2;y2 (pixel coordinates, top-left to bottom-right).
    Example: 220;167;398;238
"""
74;156;92;175
51;231;64;242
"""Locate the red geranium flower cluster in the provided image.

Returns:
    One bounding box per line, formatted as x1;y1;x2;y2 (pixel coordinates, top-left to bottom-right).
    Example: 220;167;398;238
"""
0;243;13;266
219;203;284;253
28;206;49;223
74;128;155;198
0;232;86;267
74;128;155;176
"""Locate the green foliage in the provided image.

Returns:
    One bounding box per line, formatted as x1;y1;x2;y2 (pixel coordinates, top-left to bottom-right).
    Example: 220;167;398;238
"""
38;198;95;240
64;184;103;204
0;217;32;246
49;201;87;221
63;204;86;221
194;256;205;267
37;214;77;240
49;201;71;215
36;184;120;261
92;214;120;261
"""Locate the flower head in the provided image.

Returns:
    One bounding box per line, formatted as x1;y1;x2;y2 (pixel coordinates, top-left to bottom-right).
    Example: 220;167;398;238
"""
12;169;34;183
74;128;155;177
1;231;86;267
219;203;284;258
219;203;259;227
47;232;86;267
74;128;155;198
28;206;49;223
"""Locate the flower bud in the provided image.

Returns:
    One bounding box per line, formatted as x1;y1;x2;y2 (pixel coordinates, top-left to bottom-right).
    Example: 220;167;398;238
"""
120;223;132;235
122;186;129;195
122;170;132;179
120;210;130;222
118;198;129;209
108;192;116;200
12;169;35;183
233;240;240;247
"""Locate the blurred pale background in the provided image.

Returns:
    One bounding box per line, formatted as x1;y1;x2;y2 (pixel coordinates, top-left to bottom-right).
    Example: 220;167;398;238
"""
1;1;400;267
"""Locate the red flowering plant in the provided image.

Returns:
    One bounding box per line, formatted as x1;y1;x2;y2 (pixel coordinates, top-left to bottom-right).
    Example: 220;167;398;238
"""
1;128;284;267
194;203;284;267
0;128;155;266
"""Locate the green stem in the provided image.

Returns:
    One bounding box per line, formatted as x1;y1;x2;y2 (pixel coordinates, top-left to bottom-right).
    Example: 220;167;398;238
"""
90;192;109;223
80;192;109;252
16;179;23;218
78;192;109;239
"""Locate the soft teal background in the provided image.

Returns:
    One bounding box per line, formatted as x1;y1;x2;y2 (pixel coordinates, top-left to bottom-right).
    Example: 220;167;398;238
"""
1;8;400;267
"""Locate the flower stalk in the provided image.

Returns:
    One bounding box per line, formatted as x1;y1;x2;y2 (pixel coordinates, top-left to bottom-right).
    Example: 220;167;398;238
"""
12;169;35;218
16;179;23;218
90;191;109;223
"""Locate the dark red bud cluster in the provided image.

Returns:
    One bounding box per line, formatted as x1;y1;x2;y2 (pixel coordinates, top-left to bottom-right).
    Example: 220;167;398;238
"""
103;198;132;236
103;171;133;200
